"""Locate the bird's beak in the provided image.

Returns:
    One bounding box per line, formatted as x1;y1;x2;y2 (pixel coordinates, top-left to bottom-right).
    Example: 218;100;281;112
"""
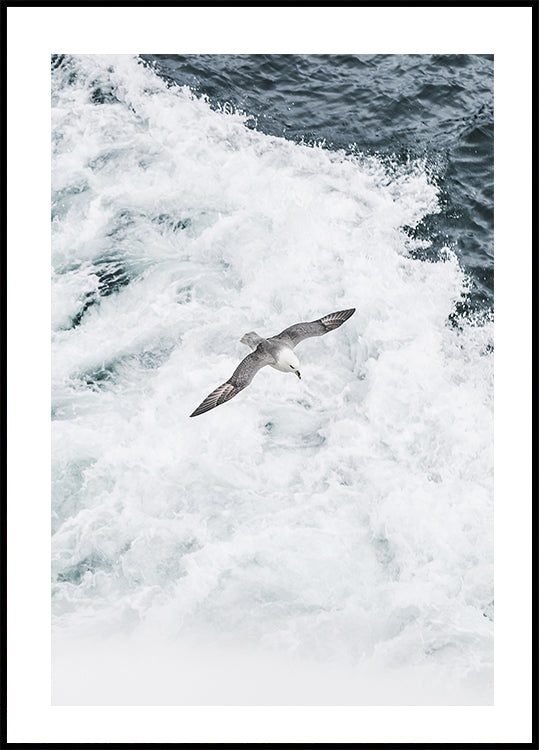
296;371;301;380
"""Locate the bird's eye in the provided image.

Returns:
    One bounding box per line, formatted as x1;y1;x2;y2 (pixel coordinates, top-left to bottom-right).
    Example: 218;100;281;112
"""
290;364;294;368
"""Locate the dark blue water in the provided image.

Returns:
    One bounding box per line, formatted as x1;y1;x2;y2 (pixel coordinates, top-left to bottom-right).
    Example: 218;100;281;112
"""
142;54;494;315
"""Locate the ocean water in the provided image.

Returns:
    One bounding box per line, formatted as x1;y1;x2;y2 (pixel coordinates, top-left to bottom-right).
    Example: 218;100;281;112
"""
144;53;494;314
51;54;494;705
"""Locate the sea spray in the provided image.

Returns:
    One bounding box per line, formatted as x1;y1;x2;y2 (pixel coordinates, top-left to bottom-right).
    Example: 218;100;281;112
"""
51;54;493;703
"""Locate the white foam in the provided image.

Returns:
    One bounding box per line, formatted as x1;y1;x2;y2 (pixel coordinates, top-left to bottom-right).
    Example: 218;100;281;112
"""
51;55;493;704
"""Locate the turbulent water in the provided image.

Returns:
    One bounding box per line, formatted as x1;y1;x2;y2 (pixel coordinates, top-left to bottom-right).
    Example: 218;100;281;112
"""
144;53;494;314
51;54;494;705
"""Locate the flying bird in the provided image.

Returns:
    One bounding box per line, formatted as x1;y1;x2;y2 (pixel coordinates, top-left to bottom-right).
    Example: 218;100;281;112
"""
190;308;355;417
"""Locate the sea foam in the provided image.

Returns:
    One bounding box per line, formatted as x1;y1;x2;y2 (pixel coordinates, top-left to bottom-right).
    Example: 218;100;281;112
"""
51;54;493;704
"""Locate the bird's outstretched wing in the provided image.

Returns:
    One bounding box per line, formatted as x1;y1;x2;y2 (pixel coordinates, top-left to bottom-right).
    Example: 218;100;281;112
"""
190;347;274;417
273;308;355;348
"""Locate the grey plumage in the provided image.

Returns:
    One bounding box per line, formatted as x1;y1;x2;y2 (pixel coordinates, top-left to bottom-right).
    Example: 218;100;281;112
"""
272;308;356;348
189;348;274;417
240;331;264;349
189;308;355;417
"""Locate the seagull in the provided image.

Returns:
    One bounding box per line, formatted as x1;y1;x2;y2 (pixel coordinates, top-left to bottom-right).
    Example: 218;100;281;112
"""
189;308;355;417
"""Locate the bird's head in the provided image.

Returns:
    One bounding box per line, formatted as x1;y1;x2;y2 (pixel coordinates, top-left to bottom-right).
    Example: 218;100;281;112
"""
284;350;301;379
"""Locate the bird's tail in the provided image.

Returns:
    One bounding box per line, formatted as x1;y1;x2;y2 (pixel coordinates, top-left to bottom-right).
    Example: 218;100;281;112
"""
240;331;263;350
